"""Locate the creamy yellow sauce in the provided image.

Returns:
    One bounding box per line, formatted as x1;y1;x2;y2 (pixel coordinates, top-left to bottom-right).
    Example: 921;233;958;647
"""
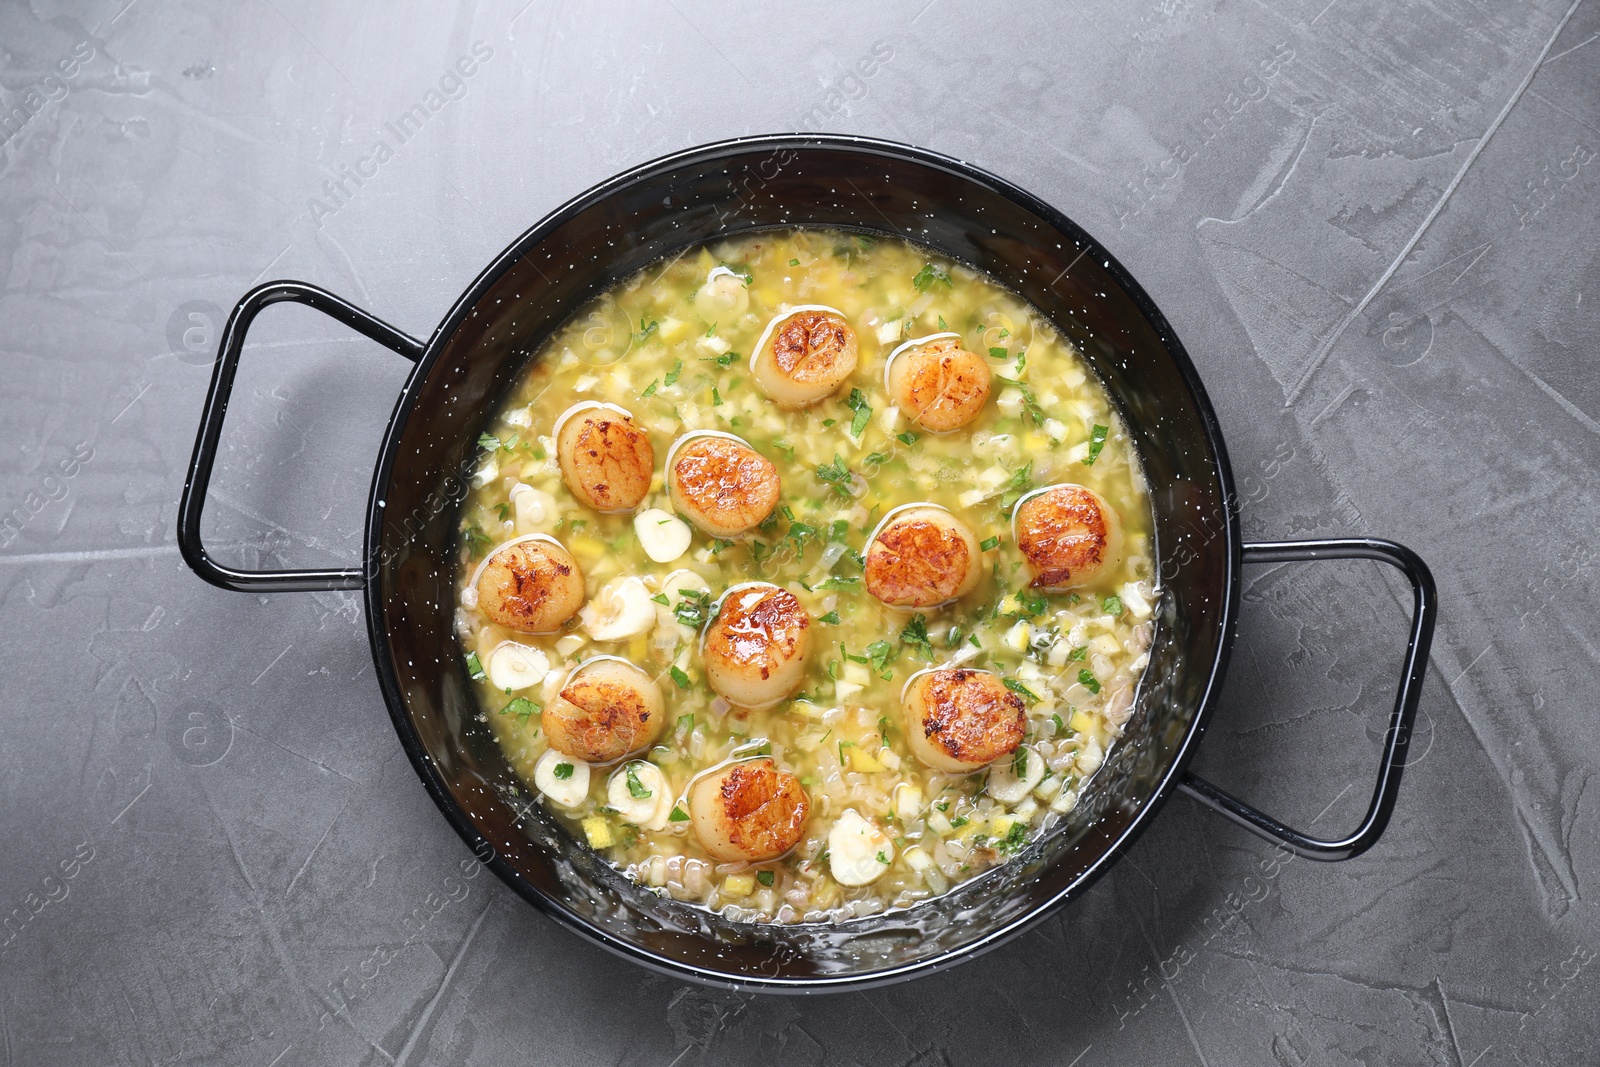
454;229;1157;923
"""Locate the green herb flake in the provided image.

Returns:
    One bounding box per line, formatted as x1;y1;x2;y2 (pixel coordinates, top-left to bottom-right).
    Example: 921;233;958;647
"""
999;462;1035;510
756;869;776;887
674;589;712;627
994;375;1047;426
979;535;1001;552
650;592;671;606
1103;594;1124;617
845;388;873;437
669;665;691;690
912;262;953;291
1078;669;1102;694
635;317;659;342
553;761;574;780
819;610;842;625
1052;713;1065;733
668;806;690;822
712;386;724;407
1084;424;1110;465
498;696;541;723
1069;645;1088;661
494;502;511;522
464;524;491;558
705;322;717;337
465;651;486;681
477;432;502;452
949;815;969;829
624;763;653;799
865;640;897;674
876;851;888;864
896;431;918;446
900;614;934;659
640;379;659;399
815;453;853;493
664;359;684;386
822;418;836;428
989;346;1008;360
788;258;800;267
1004;678;1040;704
937;315;948;330
1012;747;1029;778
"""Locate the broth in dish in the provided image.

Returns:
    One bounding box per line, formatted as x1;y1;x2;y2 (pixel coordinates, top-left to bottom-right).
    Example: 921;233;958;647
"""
454;229;1157;924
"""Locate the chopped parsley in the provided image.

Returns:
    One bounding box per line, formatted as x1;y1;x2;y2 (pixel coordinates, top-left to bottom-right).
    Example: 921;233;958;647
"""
664;359;684;386
1003;678;1040;704
640;379;659;399
815;453;854;494
899;614;934;659
1103;594;1124;617
668;806;690;822
999;820;1028;853
1012;747;1030;778
912;262;953;291
1052;713;1066;733
1084;424;1109;465
464;651;486;681
676;713;694;734
494;502;512;522
949;815;969;829
1078;669;1102;694
625;763;653;799
865;640;897;676
979;535;1001;552
989;346;1008;360
876;851;888;864
463;524;491;558
477;432;502;452
999;462;1034;510
650;592;670;606
1069;645;1087;661
674;589;712;627
937;315;948;330
788;258;800;266
845;388;873;437
994;375;1046;426
757;869;776;886
552;761;574;780
819;610;841;625
499;696;541;723
712;386;723;407
635;317;658;343
896;431;918;446
669;665;691;690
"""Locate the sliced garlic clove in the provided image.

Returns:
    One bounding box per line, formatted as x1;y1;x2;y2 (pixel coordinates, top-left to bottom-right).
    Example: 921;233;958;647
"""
487;642;549;692
580;576;657;641
987;746;1046;804
510;483;558;534
534;749;590;809
634;508;692;563
607;761;669;828
827;808;893;887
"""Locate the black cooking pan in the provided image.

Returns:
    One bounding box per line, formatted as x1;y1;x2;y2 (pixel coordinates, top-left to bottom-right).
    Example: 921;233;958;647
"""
178;135;1436;990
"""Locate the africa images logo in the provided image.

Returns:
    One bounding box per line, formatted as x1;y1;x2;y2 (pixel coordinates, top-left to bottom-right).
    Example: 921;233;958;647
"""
307;41;494;228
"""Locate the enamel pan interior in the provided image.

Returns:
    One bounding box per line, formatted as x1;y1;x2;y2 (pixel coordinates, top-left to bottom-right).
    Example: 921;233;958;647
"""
365;136;1239;990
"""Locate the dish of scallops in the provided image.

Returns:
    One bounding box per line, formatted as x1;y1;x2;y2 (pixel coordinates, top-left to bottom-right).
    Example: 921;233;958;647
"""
453;229;1157;924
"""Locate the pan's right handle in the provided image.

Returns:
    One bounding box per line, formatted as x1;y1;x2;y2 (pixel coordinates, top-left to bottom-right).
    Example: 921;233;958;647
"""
1178;538;1437;861
177;281;425;593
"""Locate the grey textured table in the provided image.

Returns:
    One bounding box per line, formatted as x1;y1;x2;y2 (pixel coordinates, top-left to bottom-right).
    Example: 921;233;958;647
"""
2;0;1597;1063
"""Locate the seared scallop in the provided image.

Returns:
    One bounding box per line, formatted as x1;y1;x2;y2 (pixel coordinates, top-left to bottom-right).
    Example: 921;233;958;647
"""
474;536;585;633
666;432;781;537
902;668;1026;773
1012;483;1124;590
864;504;982;608
752;306;859;408
542;656;666;764
702;583;810;708
885;334;992;432
688;758;810;862
554;402;654;512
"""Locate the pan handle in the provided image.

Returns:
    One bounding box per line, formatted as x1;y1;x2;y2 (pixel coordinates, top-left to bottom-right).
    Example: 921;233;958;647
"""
1177;537;1437;861
177;281;425;593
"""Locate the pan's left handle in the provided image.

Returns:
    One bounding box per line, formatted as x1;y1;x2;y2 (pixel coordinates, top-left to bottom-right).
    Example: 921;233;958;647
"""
177;281;425;593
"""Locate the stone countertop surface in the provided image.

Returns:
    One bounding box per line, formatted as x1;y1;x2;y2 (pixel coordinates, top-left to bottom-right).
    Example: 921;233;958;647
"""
2;0;1597;1063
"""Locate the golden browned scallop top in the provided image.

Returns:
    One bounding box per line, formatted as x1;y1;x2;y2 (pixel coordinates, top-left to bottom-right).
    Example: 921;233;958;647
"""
543;658;664;763
701;759;810;861
556;408;654;512
889;337;992;432
769;310;857;385
1013;484;1122;590
668;436;781;536
912;669;1026;767
475;539;585;633
864;509;977;608
705;585;810;678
